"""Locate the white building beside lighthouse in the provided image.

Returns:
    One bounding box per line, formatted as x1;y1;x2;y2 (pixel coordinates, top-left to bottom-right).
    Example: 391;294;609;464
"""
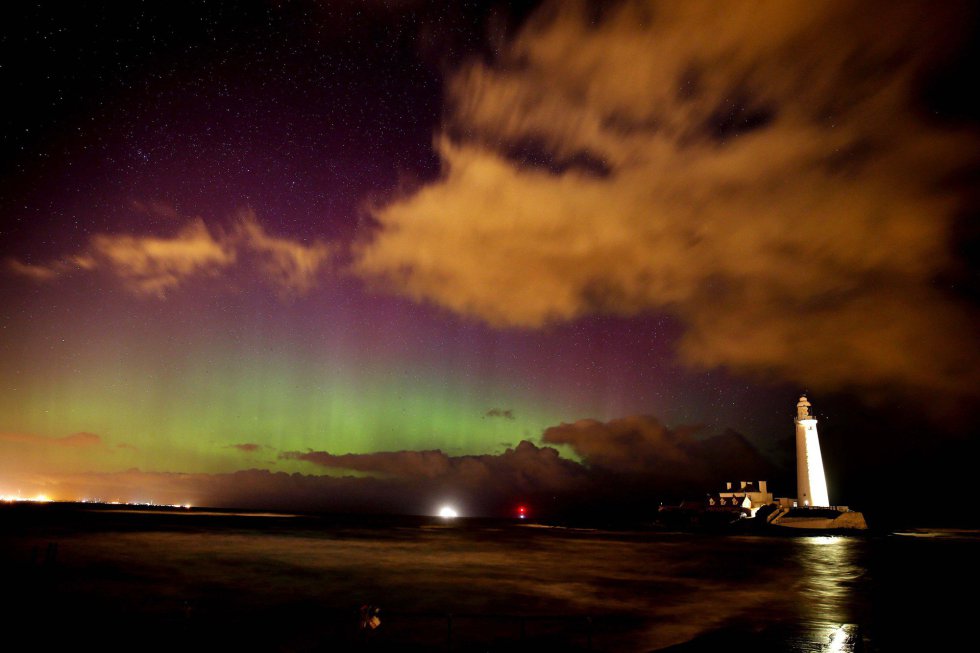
795;395;830;507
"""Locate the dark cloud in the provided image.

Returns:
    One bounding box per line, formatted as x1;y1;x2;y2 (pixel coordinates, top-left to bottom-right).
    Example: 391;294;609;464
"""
281;440;586;494
282;448;451;478
6;413;976;526
2;448;585;516
485;408;515;420
354;0;980;407
543;416;777;491
268;423;778;516
34;412;976;521
0;424;776;516
7;411;969;524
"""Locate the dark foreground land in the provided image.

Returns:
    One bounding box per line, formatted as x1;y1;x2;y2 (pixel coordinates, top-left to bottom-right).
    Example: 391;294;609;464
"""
0;503;975;651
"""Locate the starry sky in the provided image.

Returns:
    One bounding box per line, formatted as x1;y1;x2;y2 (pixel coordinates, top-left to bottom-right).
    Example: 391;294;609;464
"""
2;1;978;522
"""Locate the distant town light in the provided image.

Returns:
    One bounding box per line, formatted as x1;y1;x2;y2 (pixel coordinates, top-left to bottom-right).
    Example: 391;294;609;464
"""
0;496;194;509
0;493;52;503
438;505;458;518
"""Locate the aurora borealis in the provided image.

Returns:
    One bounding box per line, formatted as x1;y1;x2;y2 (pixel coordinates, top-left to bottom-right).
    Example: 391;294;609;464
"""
2;1;979;521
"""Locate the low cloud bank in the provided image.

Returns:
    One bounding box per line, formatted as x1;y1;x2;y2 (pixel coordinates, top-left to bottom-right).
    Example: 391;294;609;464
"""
5;416;780;517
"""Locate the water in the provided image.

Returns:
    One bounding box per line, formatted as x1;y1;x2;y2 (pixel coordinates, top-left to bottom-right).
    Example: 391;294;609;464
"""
0;505;975;651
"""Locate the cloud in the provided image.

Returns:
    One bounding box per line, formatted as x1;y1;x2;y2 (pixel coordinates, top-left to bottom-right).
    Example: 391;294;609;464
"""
0;431;104;448
236;209;336;296
354;0;980;400
231;443;264;453
277;424;777;515
485;408;515;420
7;209;335;297
3;410;971;523
3;421;776;516
543;417;697;476
542;416;775;487
281;440;586;494
283;448;453;478
58;432;104;448
5;258;67;282
6;218;235;296
85;219;236;296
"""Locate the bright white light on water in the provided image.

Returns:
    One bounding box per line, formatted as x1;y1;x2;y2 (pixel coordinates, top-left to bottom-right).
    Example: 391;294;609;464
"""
829;625;848;652
439;506;458;518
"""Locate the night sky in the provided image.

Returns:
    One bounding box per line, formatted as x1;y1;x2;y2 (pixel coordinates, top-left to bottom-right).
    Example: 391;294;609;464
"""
2;1;978;524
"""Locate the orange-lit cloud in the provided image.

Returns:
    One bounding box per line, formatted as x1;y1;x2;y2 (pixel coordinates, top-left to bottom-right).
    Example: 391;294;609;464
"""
6;218;234;296
5;258;67;281
85;219;236;296
7;209;335;297
355;1;980;400
236;209;336;296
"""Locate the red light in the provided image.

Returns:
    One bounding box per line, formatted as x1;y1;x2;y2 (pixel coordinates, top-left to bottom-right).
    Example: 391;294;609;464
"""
517;505;527;519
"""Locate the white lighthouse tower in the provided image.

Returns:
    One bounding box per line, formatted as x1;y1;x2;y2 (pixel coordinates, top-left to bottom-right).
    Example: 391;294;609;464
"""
795;395;830;507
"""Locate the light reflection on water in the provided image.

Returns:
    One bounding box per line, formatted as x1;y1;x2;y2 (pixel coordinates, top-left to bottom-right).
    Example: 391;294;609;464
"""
9;514;976;650
793;536;864;624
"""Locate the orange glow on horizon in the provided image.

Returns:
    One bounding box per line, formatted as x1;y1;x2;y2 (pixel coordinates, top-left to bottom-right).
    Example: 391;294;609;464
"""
1;493;53;503
1;494;192;509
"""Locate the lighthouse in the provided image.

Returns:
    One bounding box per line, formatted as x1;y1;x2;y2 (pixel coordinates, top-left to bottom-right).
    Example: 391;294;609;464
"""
795;395;830;507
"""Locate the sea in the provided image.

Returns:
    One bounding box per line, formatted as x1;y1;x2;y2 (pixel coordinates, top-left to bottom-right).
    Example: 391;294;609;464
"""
0;503;974;652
